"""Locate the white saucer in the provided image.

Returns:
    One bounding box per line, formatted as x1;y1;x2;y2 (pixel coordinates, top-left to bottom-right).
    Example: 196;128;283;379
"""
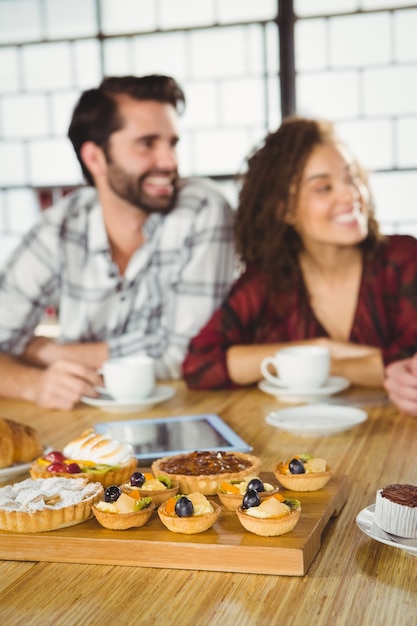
0;460;33;483
258;375;350;401
356;504;417;557
81;384;175;413
265;403;367;436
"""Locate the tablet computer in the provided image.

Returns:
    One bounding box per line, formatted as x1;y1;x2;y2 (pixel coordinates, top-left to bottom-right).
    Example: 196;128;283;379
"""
94;414;252;463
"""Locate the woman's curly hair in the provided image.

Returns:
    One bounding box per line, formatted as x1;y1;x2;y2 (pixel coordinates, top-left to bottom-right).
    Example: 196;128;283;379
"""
235;117;382;287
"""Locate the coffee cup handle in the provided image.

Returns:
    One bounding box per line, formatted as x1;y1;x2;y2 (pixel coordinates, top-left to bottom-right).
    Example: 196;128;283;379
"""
260;357;281;385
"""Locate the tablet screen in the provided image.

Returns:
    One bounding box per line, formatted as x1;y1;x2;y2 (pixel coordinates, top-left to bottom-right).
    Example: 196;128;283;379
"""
94;414;252;462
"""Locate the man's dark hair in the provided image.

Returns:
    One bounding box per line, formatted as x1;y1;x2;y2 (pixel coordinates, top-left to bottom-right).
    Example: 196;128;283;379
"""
68;75;185;185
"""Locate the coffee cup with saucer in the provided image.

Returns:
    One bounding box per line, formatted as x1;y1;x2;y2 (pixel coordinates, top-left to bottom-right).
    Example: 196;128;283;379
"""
100;355;155;401
260;346;330;389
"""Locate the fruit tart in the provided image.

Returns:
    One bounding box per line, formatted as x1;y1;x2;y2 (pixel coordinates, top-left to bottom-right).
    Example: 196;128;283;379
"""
30;429;137;488
0;476;103;533
120;471;179;507
151;450;261;495
236;491;301;537
92;484;155;530
158;492;221;534
217;476;280;511
274;454;331;491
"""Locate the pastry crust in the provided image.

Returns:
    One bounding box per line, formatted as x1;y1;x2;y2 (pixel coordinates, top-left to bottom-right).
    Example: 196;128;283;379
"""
121;481;179;507
274;467;332;492
152;451;261;495
158;499;221;534
30;457;138;488
0;477;103;533
92;501;155;530
236;506;301;537
0;418;43;469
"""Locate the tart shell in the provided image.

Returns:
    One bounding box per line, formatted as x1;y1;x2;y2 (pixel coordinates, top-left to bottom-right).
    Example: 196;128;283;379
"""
274;466;332;492
30;457;138;489
121;481;179;507
151;452;262;495
236;506;301;537
92;502;155;530
158;499;221;534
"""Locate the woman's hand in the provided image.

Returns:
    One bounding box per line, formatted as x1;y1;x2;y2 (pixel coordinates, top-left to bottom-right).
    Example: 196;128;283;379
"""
384;355;417;416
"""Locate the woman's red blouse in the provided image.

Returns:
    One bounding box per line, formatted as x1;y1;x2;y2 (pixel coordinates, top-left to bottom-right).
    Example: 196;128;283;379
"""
182;235;417;389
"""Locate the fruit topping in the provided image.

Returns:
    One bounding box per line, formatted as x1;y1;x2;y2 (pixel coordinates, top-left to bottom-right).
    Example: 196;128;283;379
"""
175;496;194;517
104;485;122;503
247;478;265;492
242;489;261;509
289;459;305;474
130;472;146;487
44;450;67;463
46;462;68;473
66;463;82;474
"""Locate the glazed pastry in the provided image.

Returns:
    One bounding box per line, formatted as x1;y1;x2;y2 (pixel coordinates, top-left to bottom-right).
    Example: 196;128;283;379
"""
274;454;331;491
158;492;221;534
0;476;103;532
121;471;179;507
236;492;301;537
0;418;43;469
217;476;280;511
92;484;155;530
30;429;137;487
374;484;417;538
152;450;261;495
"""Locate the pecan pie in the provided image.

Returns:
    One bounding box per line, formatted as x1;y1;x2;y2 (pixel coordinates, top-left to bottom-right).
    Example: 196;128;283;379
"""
151;450;261;495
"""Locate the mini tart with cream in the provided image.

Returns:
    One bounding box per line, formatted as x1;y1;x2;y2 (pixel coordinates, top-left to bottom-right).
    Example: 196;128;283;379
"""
236;492;301;537
217;476;280;511
0;477;103;533
158;492;221;534
152;450;261;495
30;429;137;488
121;471;179;507
92;484;155;530
274;454;331;492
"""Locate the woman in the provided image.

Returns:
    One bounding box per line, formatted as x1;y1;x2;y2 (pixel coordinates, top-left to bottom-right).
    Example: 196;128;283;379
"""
182;117;417;390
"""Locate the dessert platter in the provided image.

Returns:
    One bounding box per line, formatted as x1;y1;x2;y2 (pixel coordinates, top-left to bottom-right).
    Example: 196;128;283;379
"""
258;376;350;402
81;384;175;412
0;438;349;575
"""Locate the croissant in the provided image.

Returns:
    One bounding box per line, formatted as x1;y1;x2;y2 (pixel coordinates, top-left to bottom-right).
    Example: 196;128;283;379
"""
0;417;43;469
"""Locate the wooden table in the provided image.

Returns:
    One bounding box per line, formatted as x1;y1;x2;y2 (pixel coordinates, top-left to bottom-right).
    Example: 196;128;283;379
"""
0;382;416;626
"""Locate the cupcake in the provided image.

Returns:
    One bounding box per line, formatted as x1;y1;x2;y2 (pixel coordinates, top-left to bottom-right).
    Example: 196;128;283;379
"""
236;491;301;537
158;492;221;534
217;476;280;511
121;471;179;507
374;484;417;538
92;484;155;530
30;429;137;488
274;454;331;492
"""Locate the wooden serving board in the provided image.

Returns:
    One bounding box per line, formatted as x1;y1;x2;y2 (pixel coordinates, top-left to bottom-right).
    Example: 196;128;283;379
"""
0;473;348;576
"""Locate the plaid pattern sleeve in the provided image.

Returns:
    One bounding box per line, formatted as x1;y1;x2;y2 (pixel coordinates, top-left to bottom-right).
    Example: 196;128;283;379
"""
0;180;236;380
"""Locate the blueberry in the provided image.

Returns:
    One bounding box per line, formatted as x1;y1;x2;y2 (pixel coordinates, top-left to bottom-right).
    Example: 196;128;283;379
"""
130;472;146;487
242;489;261;509
246;478;264;493
175;496;194;517
289;459;305;474
104;485;122;503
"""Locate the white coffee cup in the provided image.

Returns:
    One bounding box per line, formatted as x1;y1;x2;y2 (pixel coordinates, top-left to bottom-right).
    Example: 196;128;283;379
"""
260;346;330;388
101;355;155;400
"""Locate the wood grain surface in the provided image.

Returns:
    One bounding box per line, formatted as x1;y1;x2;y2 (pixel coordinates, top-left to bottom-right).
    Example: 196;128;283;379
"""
0;381;416;626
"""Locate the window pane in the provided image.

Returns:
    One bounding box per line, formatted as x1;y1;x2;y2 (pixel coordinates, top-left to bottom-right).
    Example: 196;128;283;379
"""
159;0;215;28
131;32;188;80
1;94;49;138
0;48;20;92
364;66;417;116
397;117;417;167
7;188;40;233
103;38;133;76
295;0;358;17
193;128;252;175
220;78;266;126
330;13;391;67
295;19;327;71
74;40;102;88
22;43;72;90
395;9;417;62
361;0;416;9
371;171;417;225
181;82;219;129
0;142;27;185
296;70;359;119
217;0;277;23
50;91;80;135
0;0;42;44
45;0;97;39
336;119;393;170
101;0;156;35
28;139;82;185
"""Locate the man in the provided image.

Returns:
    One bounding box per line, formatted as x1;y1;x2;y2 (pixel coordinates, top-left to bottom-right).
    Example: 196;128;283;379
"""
0;75;235;410
385;355;417;416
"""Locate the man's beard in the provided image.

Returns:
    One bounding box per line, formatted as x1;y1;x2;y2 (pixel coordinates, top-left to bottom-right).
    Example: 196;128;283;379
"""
106;162;178;215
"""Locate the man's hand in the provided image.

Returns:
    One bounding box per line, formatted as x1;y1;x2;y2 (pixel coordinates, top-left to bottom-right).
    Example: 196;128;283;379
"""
25;360;102;411
384;355;417;416
23;337;108;370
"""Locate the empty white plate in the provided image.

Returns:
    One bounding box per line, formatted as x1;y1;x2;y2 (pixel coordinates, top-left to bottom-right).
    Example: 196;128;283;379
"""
81;384;175;412
265;403;368;436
